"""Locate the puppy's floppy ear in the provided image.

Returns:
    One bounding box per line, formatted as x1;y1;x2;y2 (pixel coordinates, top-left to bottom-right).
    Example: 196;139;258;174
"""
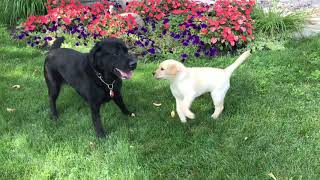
89;42;101;66
168;63;184;76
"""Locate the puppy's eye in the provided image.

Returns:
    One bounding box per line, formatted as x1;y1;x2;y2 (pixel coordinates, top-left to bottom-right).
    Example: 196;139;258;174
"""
160;67;164;71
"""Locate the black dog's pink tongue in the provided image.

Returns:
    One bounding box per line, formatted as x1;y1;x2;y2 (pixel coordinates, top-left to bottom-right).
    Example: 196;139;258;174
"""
117;68;133;79
125;71;133;79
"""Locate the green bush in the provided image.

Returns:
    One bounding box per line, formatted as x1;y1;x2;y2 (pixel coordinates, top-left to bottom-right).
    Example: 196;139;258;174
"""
0;0;47;25
252;5;306;39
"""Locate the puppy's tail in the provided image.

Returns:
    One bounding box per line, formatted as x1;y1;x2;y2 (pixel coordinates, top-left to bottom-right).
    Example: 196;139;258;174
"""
224;50;251;76
50;37;65;50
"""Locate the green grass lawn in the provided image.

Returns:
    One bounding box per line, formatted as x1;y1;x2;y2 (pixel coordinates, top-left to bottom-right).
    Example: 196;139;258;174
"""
1;25;320;179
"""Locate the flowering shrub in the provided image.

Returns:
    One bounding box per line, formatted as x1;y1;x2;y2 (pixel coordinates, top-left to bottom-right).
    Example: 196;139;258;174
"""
16;0;255;61
19;0;137;47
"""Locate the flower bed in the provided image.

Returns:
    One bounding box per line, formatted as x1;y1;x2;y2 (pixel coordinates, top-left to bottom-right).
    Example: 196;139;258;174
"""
16;0;255;61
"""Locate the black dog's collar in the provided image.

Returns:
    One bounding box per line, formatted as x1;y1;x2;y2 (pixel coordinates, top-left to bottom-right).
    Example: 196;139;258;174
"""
89;63;116;98
96;72;116;97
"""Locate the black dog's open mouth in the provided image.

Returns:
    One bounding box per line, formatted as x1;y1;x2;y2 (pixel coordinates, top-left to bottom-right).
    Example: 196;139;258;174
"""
114;68;133;79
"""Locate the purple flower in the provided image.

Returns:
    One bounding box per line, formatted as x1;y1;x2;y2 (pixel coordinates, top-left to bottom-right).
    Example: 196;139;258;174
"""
209;47;217;56
41;29;47;33
128;29;135;34
81;32;88;38
148;48;155;54
141;27;148;33
144;40;150;46
18;34;25;39
44;36;53;41
194;52;200;57
200;23;208;28
170;32;175;37
135;40;144;47
75;42;80;46
182;41;189;46
163;18;169;24
181;53;188;59
174;34;181;40
162;29;167;35
84;42;88;46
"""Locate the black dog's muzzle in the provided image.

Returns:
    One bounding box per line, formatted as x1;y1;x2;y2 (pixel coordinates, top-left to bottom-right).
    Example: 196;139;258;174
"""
129;54;138;70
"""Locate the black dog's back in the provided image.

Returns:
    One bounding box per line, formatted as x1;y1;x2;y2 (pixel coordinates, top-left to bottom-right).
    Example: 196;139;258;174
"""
45;38;90;90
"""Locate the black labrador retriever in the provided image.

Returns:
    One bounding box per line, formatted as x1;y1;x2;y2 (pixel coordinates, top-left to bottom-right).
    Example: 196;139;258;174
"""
44;37;137;138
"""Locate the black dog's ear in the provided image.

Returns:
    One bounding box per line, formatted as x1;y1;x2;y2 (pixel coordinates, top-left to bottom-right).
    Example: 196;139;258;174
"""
89;42;101;67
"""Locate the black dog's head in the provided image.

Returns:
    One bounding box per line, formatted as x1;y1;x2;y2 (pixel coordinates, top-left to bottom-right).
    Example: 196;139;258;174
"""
89;38;137;79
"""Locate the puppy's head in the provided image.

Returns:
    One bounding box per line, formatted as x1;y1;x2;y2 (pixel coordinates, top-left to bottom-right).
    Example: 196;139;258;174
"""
90;38;138;79
153;60;185;80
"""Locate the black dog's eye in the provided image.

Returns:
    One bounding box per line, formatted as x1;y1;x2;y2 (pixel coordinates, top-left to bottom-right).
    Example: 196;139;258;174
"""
161;67;164;71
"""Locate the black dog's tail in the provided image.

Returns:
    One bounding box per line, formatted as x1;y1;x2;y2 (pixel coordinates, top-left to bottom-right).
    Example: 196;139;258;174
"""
50;37;65;50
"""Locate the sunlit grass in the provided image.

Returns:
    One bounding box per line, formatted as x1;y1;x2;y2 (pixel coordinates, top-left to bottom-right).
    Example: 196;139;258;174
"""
1;25;320;179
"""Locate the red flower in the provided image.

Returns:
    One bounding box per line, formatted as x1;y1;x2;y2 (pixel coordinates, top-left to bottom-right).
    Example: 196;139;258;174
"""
62;17;71;25
163;23;170;29
211;37;217;44
241;36;247;42
100;30;108;36
200;28;208;35
179;25;186;31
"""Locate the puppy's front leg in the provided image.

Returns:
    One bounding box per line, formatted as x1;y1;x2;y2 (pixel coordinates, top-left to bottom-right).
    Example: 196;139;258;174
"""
181;96;195;120
113;94;134;116
175;98;186;123
90;104;106;138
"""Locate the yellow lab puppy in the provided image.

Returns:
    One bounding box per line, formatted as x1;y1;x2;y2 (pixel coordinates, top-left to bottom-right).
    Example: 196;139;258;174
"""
153;50;251;122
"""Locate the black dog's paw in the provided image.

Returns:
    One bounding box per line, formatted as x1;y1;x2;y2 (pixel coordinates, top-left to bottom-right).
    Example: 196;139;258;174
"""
122;110;135;117
50;114;59;121
130;112;136;117
96;131;107;138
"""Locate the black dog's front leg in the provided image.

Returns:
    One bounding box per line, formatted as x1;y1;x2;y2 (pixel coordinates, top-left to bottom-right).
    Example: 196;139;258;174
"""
90;104;106;138
113;94;134;116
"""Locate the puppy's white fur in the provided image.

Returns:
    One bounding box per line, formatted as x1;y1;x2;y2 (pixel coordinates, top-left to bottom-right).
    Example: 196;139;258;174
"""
154;50;251;122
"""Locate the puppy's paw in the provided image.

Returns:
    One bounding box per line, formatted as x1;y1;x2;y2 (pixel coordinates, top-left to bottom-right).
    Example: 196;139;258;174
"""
211;113;220;119
180;118;187;123
186;112;195;119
